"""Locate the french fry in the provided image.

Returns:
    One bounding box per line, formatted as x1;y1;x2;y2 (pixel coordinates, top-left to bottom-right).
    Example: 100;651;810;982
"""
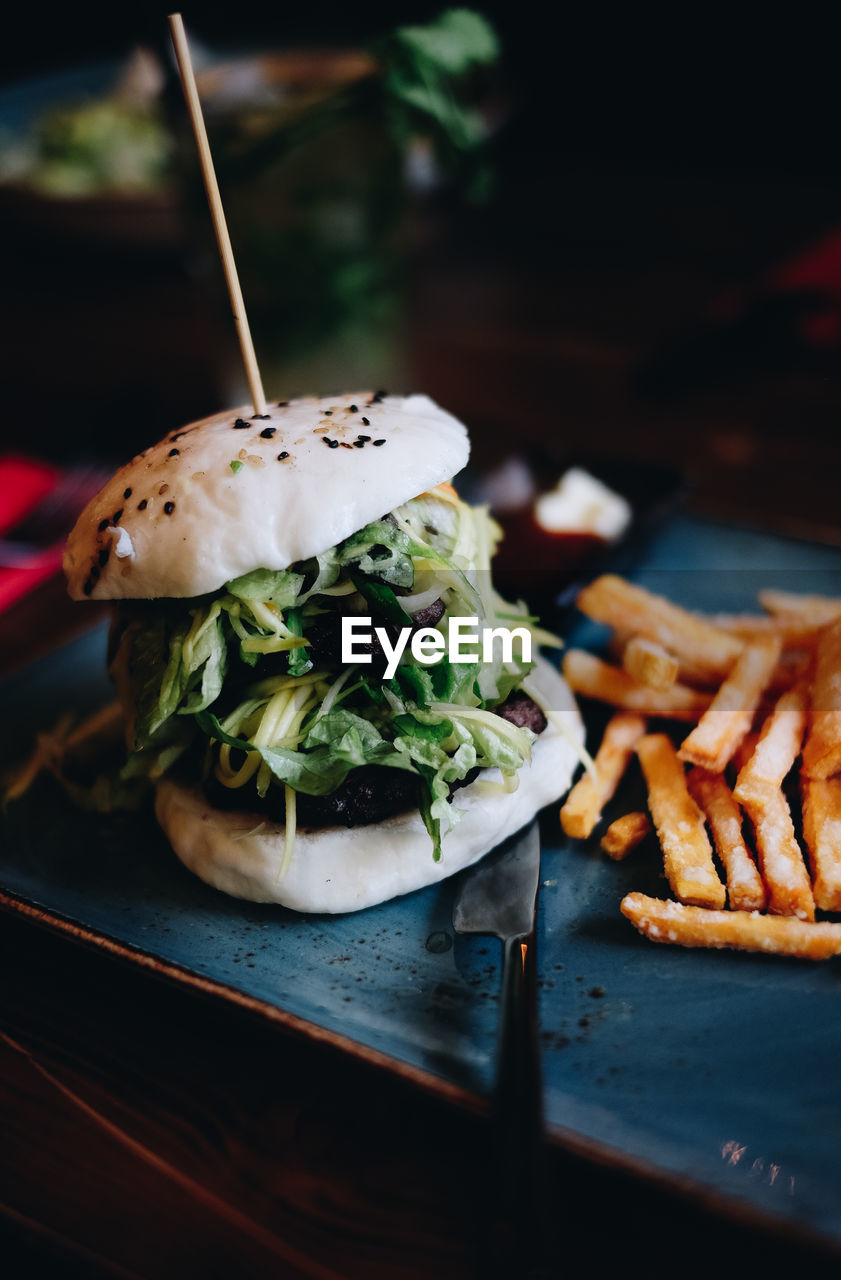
562;650;712;722
711;613;825;648
801;777;841;912
733;679;808;796
677;636;782;773
621;893;841;960
731;732;760;775
600;812;651;860
622;636;679;691
740;783;815;920
687;767;766;911
802;618;841;779
576;575;744;681
561;712;646;839
635;733;726;908
759;588;841;627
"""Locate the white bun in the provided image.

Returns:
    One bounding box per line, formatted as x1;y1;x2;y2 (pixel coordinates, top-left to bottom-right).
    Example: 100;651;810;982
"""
64;392;469;601
154;659;583;914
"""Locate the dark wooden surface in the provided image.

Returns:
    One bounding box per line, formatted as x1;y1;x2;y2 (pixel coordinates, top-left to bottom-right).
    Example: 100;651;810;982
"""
3;62;841;1272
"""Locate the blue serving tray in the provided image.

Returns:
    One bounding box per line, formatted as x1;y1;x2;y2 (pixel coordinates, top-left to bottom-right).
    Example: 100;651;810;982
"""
3;513;841;1250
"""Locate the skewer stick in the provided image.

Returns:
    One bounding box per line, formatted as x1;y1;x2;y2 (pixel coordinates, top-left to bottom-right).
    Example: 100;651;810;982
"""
168;12;267;417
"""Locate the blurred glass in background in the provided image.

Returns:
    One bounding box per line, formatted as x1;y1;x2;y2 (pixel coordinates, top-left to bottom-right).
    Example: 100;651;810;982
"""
0;9;502;426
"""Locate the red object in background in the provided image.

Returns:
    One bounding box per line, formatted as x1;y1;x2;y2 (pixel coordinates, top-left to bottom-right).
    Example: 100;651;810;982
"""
0;454;64;614
0;454;59;535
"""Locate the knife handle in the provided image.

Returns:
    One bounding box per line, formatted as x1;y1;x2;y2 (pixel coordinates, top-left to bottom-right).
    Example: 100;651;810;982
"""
483;930;552;1278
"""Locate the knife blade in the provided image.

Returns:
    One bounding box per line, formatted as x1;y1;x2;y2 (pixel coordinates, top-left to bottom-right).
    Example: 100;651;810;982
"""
453;821;552;1278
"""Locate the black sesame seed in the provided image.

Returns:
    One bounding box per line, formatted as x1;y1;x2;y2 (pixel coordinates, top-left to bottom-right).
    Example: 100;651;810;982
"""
90;564;100;581
324;410;332;416
252;413;271;420
328;439;339;449
171;431;186;441
373;439;386;446
98;548;110;566
277;451;289;461
361;417;370;426
83;579;93;596
164;501;175;515
277;400;289;407
168;448;180;457
234;418;250;429
112;509;123;524
357;434;370;442
353;440;365;448
371;389;387;403
123;487;132;499
137;499;148;511
260;427;276;438
98;518;109;532
349;404;358;413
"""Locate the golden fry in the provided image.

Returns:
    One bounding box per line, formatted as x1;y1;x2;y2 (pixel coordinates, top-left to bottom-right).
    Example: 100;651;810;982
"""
621;893;841;960
759;588;841;627
561;712;646;839
562;650;712;722
734;680;808;796
801;777;841;912
802;618;841;779
687;767;765;911
678;636;782;773
622;636;679;691
635;733;726;909
740;783;815;921
710;613;825;648
576;575;743;681
600;811;651;860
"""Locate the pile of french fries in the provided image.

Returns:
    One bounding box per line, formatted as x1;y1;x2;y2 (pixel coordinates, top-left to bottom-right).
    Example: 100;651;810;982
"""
560;576;841;961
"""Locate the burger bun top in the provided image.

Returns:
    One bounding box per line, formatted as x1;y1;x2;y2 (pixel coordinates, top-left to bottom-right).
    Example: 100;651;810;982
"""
63;392;469;601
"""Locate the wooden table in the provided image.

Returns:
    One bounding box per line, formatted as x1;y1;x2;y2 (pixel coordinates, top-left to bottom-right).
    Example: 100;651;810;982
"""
3;168;841;1276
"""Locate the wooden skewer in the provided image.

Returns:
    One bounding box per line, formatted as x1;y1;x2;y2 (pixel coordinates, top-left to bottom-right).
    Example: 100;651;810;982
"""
168;12;267;417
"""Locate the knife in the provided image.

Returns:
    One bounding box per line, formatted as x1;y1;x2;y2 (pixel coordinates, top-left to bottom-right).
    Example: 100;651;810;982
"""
453;821;552;1278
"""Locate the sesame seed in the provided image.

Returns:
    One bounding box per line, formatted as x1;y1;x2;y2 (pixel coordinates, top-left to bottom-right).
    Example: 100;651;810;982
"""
158;483;169;495
234;418;250;429
323;410;332;415
123;487;132;499
361;417;370;426
260;427;276;438
349;404;358;412
98;518;109;532
112;509;123;524
98;548;110;566
90;564;100;581
373;439;386;446
168;447;180;457
164;501;175;514
137;499;148;511
371;389;387;403
277;451;289;460
353;440;365;447
83;579;93;596
277;400;289;406
252;413;271;420
327;439;339;449
357;434;370;442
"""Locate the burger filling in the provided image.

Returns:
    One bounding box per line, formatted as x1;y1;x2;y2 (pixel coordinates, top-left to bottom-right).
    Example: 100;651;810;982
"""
108;485;561;864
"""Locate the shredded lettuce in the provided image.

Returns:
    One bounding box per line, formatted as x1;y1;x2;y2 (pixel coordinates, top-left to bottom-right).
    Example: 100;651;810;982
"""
105;489;555;859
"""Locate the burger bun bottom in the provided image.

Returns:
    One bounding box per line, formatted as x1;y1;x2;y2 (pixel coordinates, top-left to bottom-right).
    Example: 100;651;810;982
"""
154;658;583;914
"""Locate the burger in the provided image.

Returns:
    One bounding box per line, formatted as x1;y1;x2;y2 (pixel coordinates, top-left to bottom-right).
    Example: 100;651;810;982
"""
63;391;583;912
